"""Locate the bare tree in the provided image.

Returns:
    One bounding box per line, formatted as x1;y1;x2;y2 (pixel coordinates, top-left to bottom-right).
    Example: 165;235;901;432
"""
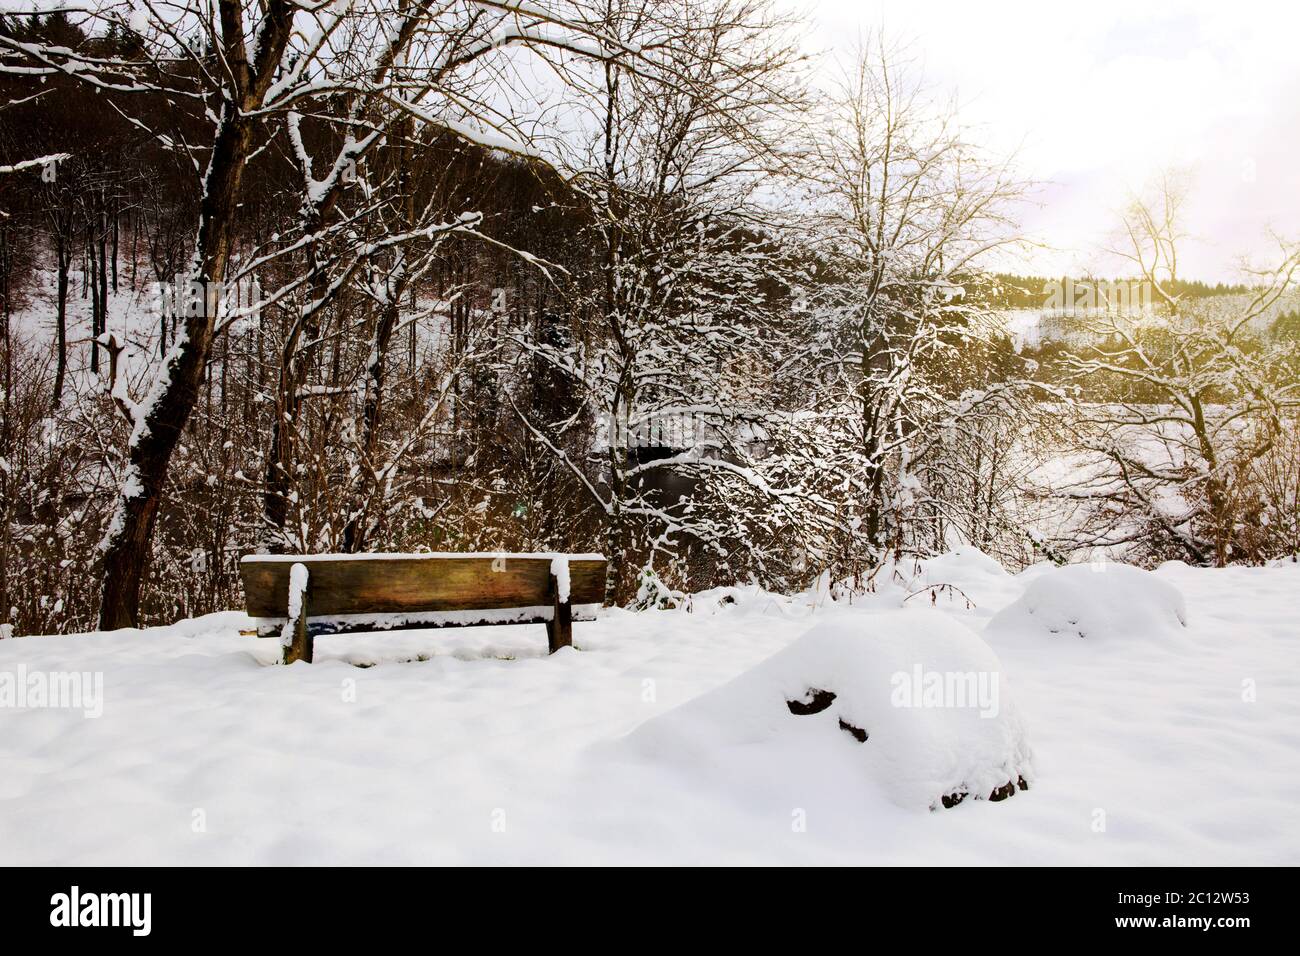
506;0;806;601
739;35;1030;584
3;0;707;627
1057;174;1300;565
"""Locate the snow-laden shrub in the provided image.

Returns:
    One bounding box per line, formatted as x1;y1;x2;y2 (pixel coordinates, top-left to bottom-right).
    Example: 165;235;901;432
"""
989;562;1187;641
687;583;775;614
881;546;1013;605
622;608;1034;810
631;567;686;610
796;547;1017;618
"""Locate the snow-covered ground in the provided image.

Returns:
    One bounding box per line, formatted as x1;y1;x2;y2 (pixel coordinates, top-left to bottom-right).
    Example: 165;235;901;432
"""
1;551;1297;865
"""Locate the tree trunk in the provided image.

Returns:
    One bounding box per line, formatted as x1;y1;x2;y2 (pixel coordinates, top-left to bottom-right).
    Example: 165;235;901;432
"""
98;111;254;629
89;219;101;375
98;0;294;628
111;209;119;293
263;276;323;544
341;288;401;553
52;236;69;409
98;210;109;345
604;392;629;605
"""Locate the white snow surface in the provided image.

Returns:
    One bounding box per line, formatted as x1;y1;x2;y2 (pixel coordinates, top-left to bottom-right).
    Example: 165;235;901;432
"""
1;551;1298;864
241;551;604;563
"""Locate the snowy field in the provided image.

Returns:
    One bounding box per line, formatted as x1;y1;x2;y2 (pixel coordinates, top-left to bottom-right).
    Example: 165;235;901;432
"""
1;551;1298;865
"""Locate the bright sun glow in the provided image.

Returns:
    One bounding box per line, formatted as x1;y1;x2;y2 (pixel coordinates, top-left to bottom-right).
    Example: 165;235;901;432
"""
806;0;1300;279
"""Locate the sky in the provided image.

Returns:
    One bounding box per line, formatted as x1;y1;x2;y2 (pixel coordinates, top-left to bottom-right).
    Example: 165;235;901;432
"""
5;0;1296;282
805;0;1300;281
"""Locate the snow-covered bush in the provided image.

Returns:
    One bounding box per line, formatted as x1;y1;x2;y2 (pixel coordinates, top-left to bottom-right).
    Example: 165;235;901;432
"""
880;546;1013;607
988;563;1187;642
622;608;1034;809
631;567;687;611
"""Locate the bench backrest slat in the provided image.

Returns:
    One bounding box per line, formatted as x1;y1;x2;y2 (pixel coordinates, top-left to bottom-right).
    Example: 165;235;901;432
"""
240;554;605;618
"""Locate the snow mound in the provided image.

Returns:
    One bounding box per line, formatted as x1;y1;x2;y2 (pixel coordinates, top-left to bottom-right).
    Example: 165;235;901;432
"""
988;562;1188;642
688;583;781;614
621;609;1033;810
878;545;1012;595
857;547;1018;618
918;545;1011;583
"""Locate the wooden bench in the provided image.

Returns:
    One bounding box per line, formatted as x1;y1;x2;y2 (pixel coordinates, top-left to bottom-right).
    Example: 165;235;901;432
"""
239;553;607;664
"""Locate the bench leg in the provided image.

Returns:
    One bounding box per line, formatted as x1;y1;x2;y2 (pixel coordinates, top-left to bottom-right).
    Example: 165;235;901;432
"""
284;610;314;664
282;565;314;665
546;572;572;654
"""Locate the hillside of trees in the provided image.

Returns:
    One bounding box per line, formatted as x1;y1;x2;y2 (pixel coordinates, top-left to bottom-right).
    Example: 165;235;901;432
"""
2;5;1297;638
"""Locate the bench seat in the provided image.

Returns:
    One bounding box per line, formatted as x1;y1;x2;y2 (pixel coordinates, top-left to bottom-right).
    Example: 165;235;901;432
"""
239;552;607;663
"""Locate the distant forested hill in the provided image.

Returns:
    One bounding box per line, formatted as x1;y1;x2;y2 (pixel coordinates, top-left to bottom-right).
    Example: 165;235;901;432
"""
981;273;1251;309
